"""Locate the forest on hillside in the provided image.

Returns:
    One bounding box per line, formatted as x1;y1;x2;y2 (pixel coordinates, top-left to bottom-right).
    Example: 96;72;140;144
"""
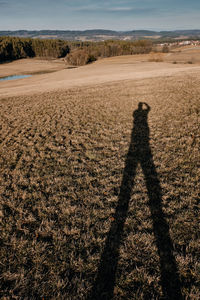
0;37;70;62
0;36;152;65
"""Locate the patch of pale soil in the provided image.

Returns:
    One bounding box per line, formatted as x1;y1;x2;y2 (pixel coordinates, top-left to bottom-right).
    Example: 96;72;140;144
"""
1;56;200;98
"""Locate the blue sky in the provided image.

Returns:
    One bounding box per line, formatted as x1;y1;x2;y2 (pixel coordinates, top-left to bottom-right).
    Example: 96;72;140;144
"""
0;0;200;31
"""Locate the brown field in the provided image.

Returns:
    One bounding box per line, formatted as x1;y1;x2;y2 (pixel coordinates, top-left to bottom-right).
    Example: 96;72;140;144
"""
1;53;200;98
0;58;68;78
166;46;200;64
0;53;200;299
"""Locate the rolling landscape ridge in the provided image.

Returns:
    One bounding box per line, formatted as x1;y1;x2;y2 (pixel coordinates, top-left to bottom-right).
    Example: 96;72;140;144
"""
1;29;200;41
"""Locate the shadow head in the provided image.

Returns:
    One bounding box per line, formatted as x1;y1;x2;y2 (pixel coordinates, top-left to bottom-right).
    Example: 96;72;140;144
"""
138;102;143;110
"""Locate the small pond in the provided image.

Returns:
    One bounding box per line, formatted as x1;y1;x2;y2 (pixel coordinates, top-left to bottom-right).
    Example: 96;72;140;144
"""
0;75;32;81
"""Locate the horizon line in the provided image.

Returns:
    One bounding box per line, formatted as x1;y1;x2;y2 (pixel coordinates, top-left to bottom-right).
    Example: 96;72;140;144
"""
1;28;200;32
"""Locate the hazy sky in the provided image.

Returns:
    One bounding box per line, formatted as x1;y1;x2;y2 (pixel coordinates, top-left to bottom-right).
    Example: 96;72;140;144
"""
0;0;200;31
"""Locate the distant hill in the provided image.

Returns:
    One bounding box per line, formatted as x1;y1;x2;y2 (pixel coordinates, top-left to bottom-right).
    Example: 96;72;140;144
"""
1;29;200;41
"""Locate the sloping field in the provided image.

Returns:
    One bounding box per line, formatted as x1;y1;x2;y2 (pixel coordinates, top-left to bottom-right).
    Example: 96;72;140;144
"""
0;58;67;78
165;46;200;64
0;58;200;299
1;55;200;98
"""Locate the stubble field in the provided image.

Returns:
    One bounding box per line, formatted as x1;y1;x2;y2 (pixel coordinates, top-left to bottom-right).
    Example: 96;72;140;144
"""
0;56;200;299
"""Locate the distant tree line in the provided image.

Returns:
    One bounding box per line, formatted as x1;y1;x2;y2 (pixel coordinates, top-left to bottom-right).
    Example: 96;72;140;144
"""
66;40;153;65
0;37;70;62
0;36;152;65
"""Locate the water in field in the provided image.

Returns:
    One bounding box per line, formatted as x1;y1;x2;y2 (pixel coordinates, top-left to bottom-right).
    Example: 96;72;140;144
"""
0;75;32;81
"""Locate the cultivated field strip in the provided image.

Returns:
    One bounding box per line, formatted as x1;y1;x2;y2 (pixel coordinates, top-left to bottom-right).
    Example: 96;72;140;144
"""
0;75;200;299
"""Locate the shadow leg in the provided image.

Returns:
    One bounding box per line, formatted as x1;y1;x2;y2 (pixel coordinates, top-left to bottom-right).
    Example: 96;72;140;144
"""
88;153;138;300
140;153;183;300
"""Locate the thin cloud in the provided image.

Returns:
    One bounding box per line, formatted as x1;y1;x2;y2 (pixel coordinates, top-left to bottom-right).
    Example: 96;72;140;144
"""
0;1;7;6
1;0;200;30
71;5;156;15
107;7;134;11
107;7;156;13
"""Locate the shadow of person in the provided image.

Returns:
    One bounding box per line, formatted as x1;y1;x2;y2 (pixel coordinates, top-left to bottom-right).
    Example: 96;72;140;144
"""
88;102;182;300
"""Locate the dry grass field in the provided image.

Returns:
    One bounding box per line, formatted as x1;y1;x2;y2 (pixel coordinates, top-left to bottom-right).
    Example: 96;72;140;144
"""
1;54;200;99
0;58;68;78
0;54;200;299
165;46;200;64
